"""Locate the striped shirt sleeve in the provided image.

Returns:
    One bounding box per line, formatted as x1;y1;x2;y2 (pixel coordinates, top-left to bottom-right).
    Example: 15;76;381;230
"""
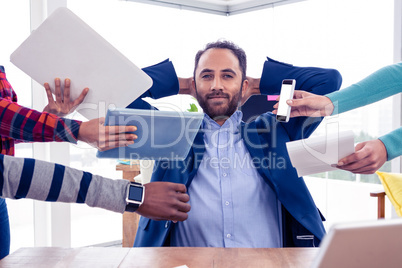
0;154;129;213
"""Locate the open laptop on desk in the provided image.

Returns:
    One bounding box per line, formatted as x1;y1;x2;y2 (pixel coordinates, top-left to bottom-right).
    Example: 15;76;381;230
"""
311;219;402;268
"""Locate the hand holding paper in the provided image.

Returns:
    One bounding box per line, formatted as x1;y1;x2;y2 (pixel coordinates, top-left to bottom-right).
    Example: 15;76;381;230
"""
335;139;388;174
286;130;355;177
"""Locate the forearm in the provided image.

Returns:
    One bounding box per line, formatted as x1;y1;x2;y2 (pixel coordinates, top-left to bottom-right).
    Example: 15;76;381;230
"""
379;127;402;161
0;155;128;213
0;99;81;143
327;62;402;115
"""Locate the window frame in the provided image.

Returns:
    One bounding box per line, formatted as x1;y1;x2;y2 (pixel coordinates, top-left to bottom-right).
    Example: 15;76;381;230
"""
25;0;402;248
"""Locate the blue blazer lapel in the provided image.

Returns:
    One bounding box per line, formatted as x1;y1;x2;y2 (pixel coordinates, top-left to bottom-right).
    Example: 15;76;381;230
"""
185;130;205;188
241;121;326;241
240;121;275;190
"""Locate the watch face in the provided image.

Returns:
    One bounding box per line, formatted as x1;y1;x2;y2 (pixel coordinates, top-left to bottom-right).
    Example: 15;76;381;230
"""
128;184;144;202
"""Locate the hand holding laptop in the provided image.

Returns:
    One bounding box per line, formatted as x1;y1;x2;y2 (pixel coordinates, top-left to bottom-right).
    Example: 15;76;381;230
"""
78;117;137;151
43;78;89;117
42;77;138;151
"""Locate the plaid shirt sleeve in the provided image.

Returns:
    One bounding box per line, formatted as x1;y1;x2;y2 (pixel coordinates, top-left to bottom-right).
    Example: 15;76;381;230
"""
0;66;82;156
0;99;82;142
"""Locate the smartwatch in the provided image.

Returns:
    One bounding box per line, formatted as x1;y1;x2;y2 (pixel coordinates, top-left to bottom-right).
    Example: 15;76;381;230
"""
125;182;145;212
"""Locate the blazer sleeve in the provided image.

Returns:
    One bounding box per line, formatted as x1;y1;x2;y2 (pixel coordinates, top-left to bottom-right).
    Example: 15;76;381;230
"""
126;59;180;110
259;57;342;141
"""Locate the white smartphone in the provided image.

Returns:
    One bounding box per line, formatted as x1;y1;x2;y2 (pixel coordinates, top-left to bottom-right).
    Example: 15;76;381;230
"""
276;79;296;122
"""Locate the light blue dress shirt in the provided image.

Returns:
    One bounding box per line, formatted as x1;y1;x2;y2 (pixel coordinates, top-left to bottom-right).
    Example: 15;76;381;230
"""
171;111;282;247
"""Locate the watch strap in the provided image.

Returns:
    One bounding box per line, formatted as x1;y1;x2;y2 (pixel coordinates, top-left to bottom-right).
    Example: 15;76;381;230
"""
125;202;140;212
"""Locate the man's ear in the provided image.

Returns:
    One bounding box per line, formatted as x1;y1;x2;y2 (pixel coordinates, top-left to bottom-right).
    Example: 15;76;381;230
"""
239;79;251;106
241;79;249;99
192;79;197;95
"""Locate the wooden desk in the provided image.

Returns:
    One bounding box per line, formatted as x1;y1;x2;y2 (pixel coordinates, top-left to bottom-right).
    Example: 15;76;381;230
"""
0;247;318;267
116;163;141;247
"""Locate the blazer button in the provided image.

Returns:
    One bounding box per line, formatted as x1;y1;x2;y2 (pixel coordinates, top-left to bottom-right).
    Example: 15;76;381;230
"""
165;221;170;228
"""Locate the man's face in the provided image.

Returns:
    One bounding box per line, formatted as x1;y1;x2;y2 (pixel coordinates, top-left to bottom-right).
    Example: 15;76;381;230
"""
193;48;248;123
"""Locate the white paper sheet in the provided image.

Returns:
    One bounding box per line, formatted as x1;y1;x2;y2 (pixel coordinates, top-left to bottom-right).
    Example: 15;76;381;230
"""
10;7;152;120
286;130;355;177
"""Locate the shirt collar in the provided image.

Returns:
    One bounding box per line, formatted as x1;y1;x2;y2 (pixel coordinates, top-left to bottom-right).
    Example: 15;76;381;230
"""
201;110;243;133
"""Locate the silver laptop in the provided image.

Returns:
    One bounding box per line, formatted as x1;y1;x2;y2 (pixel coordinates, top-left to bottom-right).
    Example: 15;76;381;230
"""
11;7;152;120
312;219;402;268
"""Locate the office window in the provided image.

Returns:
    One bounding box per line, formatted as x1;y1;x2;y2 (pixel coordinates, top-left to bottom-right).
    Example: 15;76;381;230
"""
2;0;398;251
66;0;229;247
264;0;395;228
67;0;396;237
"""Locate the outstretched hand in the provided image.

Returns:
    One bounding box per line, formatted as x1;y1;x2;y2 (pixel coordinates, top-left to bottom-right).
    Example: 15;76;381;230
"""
78;117;137;151
43;78;89;117
136;182;191;222
272;90;335;117
334;139;388;174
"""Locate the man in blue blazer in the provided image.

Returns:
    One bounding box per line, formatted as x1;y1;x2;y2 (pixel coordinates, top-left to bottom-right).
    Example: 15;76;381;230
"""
134;40;342;248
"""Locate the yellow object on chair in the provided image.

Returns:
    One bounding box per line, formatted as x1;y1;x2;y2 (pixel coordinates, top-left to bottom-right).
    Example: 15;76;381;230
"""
376;171;402;217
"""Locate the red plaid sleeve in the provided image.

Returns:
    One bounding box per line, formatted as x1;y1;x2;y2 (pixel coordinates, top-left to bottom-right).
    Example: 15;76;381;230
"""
0;66;82;155
0;99;82;153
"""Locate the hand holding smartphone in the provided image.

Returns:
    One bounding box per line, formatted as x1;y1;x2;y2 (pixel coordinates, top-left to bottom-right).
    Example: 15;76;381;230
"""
276;79;296;122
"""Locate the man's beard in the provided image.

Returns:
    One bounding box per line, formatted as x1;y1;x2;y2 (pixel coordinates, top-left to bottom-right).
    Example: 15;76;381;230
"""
196;87;242;121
